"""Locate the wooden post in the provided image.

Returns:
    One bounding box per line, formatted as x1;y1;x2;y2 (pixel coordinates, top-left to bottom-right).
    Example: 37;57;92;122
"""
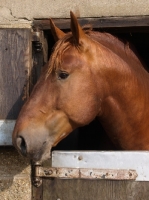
0;29;32;119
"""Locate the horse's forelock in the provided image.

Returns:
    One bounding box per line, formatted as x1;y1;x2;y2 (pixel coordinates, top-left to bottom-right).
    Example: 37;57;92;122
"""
46;27;94;78
46;33;73;78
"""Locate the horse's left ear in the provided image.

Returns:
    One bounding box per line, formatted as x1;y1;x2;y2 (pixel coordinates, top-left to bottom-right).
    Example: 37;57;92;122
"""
50;19;66;42
70;11;89;47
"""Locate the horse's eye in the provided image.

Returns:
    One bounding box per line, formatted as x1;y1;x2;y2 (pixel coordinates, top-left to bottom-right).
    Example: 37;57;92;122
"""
58;71;69;80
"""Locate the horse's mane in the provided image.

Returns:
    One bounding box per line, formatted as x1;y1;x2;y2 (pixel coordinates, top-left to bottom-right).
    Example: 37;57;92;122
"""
46;28;144;77
88;31;144;67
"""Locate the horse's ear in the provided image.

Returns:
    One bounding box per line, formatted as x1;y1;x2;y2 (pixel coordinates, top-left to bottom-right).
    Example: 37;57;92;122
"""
50;19;65;42
70;11;88;46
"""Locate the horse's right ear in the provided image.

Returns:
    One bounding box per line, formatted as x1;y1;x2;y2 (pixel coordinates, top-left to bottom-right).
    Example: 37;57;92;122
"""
50;19;65;42
70;11;90;50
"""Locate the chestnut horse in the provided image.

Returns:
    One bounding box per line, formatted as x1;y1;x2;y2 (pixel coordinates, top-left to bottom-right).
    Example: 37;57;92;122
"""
12;12;149;162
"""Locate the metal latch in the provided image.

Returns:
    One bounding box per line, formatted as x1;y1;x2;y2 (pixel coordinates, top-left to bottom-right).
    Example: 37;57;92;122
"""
32;162;137;187
32;28;44;52
32;27;48;63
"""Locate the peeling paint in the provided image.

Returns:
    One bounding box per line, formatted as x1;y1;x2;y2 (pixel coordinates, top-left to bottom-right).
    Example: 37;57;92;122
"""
0;6;32;27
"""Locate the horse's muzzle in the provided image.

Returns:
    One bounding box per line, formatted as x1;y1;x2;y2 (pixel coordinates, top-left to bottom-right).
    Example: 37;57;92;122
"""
13;127;53;162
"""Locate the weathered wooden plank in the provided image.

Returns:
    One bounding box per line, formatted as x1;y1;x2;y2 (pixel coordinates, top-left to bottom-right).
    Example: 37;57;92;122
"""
0;29;32;119
33;16;149;30
38;167;137;180
43;179;149;200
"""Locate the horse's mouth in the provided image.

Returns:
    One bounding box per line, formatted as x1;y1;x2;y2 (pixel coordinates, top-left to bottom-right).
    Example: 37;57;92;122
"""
30;143;52;162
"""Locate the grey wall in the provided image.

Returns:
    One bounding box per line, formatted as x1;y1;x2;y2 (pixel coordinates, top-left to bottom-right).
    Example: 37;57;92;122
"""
0;0;149;27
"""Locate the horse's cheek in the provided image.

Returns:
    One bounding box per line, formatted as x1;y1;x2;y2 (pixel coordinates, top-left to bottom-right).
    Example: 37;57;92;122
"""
58;79;97;124
61;93;98;125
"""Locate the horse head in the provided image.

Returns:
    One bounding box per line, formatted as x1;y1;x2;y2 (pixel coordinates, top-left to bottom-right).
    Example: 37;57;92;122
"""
12;12;103;161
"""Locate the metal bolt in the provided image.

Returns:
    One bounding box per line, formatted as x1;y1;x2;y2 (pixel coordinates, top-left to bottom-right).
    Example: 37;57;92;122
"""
78;155;83;160
44;169;53;175
129;172;132;176
32;177;42;187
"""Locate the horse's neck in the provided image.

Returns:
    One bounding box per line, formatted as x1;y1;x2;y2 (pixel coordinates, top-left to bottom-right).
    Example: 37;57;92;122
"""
90;31;144;70
95;43;149;150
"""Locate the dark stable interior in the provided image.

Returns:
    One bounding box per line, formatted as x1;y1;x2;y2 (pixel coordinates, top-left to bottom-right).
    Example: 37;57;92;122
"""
43;27;149;151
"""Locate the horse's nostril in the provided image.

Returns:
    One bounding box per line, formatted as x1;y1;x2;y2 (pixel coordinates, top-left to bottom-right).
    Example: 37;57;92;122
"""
16;136;27;156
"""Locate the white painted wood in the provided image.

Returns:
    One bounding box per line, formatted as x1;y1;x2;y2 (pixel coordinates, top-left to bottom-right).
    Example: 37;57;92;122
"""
52;151;149;181
0;120;15;145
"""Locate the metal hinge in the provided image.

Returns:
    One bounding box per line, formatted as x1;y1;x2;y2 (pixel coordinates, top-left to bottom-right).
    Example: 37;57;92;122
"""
32;28;44;52
32;28;48;61
32;162;137;188
31;28;48;88
32;161;43;188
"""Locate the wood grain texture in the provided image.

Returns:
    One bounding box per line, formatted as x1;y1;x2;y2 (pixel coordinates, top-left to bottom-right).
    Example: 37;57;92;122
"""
43;179;149;200
33;16;149;30
0;29;32;119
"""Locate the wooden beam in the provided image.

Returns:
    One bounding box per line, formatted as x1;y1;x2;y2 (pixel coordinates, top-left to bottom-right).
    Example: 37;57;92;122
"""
33;16;149;30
